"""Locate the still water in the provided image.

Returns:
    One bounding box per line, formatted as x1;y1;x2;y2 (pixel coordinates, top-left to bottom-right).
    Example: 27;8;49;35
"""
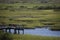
24;28;60;37
7;28;60;37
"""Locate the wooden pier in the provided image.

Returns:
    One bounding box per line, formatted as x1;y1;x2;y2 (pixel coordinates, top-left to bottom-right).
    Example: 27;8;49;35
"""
0;24;24;34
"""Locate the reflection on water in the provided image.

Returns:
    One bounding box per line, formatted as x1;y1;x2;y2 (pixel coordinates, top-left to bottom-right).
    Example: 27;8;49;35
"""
7;28;60;37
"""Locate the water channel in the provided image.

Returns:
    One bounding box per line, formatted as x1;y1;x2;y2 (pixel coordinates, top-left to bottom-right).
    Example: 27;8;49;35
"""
6;27;60;37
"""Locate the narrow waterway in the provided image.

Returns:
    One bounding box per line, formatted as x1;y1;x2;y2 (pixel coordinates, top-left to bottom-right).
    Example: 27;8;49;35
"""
24;28;60;37
7;28;60;37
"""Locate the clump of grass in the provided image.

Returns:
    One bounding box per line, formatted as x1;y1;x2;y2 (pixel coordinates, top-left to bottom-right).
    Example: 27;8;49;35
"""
12;34;60;40
0;31;13;40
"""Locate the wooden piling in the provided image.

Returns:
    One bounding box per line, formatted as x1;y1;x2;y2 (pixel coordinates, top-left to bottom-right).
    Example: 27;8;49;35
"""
18;29;20;34
14;29;17;34
9;29;11;33
23;29;24;34
5;28;7;33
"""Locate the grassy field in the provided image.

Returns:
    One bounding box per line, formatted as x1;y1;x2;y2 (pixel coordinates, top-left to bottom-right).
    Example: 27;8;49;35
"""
0;31;60;40
12;34;60;40
0;3;60;29
0;3;60;40
0;10;60;28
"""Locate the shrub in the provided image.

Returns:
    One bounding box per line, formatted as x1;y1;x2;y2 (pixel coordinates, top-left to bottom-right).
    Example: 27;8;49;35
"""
0;31;13;40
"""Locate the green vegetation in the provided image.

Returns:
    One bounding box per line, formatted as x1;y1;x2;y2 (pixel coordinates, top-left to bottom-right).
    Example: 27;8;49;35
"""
0;31;13;40
0;31;60;40
8;34;60;40
0;1;60;40
0;3;60;29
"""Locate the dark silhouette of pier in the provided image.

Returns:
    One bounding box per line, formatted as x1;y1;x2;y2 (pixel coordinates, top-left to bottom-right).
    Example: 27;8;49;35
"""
0;24;24;34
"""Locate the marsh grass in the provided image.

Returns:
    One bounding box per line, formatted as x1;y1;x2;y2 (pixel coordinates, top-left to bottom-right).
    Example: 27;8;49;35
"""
0;3;60;29
12;34;60;40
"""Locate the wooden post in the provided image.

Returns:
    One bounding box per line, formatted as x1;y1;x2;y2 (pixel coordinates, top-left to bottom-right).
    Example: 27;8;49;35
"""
22;24;24;34
23;29;24;34
9;29;11;33
18;29;20;34
5;28;7;33
14;29;17;34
